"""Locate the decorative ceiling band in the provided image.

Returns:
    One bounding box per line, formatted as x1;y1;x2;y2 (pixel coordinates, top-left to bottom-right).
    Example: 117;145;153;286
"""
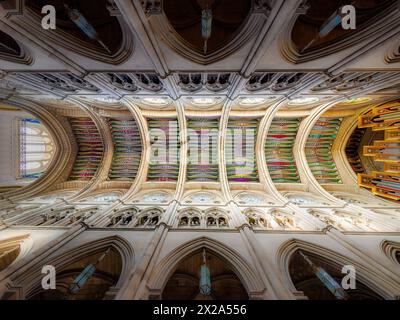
68;118;103;181
147;119;180;182
265;118;300;183
305;118;342;184
108;118;142;181
187;118;219;181
225;118;259;182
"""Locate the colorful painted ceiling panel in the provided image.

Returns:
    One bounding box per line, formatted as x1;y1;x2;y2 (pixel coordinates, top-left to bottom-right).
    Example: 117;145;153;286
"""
225;119;259;182
359;101;400;131
359;172;400;201
147;119;180;181
187;118;219;181
69;118;103;181
108;118;142;180
305;118;342;184
265;118;300;183
363;140;400;163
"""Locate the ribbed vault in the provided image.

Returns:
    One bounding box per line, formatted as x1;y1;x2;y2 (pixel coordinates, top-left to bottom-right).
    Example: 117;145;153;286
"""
1;97;399;233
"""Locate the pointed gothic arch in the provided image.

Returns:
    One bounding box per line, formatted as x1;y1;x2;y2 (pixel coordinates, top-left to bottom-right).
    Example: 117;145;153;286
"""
147;0;270;64
281;0;399;64
0;234;32;272
0;30;32;65
277;239;395;300
0;98;76;203
381;240;400;266
2;235;133;300
24;0;133;64
147;237;266;299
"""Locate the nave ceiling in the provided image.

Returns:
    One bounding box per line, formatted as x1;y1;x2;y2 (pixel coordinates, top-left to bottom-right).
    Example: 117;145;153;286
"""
1;1;400;305
0;0;399;230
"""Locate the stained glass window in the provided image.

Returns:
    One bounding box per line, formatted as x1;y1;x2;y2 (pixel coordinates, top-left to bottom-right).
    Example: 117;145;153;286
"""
19;118;54;179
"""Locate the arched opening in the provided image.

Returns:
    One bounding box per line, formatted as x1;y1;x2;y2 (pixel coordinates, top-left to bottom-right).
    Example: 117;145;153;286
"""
80;192;121;203
289;250;383;300
286;0;397;63
26;0;122;54
19;118;55;179
0;106;55;192
0;30;31;64
107;206;138;227
163;0;251;55
285;193;325;205
0;238;23;272
0;30;21;56
162;249;249;300
29;247;122;300
382;240;400;265
25;0;130;63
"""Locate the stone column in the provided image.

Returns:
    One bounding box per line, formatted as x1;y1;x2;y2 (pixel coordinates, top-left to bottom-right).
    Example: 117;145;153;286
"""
115;200;178;299
324;227;400;298
229;202;294;299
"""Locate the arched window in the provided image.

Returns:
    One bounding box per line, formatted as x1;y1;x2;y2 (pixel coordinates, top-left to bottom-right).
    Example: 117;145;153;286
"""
206;216;217;227
244;210;270;229
177;208;229;228
179;214;198;227
178;216;189;227
205;212;228;228
107;207;138;227
93;193;119;202
191;216;201;226
286;194;319;205
19;118;54;179
134;208;163;228
270;210;300;230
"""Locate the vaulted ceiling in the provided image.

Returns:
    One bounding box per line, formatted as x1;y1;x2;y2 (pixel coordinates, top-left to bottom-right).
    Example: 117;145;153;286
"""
0;0;399;204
